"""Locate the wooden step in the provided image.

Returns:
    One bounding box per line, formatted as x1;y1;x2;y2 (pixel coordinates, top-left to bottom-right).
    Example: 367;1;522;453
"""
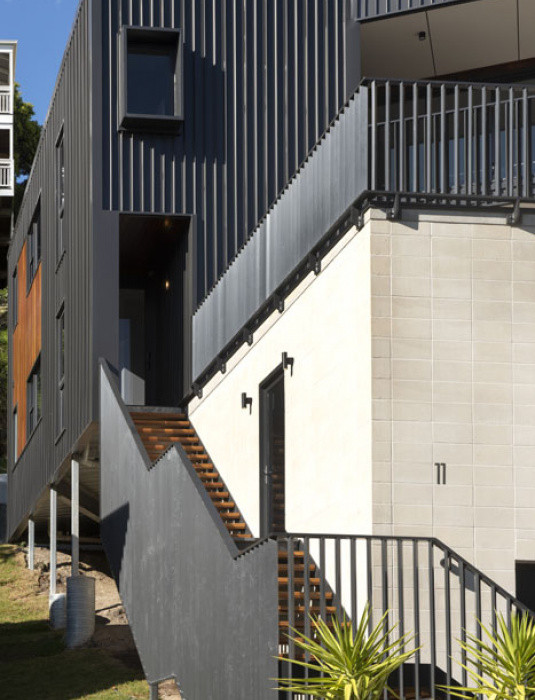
226;522;246;531
278;577;321;587
220;512;242;521
214;501;235;510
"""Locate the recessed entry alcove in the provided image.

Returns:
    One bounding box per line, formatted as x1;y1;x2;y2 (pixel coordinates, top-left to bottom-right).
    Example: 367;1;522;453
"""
119;213;192;407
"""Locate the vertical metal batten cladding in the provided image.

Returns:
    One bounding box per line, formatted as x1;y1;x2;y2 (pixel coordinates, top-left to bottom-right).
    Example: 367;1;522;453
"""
101;0;353;305
354;0;475;21
7;0;92;535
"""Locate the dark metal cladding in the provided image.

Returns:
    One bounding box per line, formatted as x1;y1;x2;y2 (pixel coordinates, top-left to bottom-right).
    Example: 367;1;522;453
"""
192;86;370;379
7;0;92;536
100;0;358;305
100;362;279;699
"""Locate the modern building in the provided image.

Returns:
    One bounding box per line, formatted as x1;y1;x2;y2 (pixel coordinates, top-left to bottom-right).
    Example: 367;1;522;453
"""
0;40;16;285
6;0;535;697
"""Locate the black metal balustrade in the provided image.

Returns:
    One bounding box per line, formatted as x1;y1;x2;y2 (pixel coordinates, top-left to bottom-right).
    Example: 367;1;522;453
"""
367;79;535;202
274;533;532;700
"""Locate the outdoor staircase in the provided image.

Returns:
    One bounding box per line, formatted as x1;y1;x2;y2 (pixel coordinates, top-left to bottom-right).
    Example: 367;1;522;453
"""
129;408;333;652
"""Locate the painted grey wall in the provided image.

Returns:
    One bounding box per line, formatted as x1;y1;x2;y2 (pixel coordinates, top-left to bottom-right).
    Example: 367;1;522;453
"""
192;85;369;379
354;0;475;20
99;0;358;305
7;0;92;537
100;362;279;698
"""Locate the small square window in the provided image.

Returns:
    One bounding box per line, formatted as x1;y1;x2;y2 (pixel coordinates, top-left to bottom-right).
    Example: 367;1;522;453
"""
119;27;182;132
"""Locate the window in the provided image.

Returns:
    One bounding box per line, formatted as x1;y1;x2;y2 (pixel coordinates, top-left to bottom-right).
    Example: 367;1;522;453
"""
12;266;17;328
27;355;41;436
27;203;41;290
119;27;182;131
13;406;17;463
0;53;9;86
0;129;9;158
56;130;65;259
56;307;65;434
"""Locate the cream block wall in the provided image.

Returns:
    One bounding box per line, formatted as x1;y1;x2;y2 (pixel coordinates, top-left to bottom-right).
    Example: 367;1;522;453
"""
370;209;535;592
189;225;374;538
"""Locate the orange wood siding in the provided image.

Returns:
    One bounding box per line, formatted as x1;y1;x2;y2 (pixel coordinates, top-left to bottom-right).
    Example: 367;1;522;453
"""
12;242;42;458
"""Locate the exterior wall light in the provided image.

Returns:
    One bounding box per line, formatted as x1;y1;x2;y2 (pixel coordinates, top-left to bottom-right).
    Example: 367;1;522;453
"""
241;392;253;413
282;352;294;375
164;279;170;290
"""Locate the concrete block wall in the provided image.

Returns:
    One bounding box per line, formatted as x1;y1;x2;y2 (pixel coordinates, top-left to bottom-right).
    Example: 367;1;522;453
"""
370;209;535;592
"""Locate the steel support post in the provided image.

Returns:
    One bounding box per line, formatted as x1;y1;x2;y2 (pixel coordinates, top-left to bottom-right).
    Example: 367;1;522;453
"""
27;517;35;570
71;458;79;576
50;487;57;597
149;683;158;700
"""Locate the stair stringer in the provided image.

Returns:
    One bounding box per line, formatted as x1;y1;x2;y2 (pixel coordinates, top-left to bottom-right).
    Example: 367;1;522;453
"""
99;361;279;700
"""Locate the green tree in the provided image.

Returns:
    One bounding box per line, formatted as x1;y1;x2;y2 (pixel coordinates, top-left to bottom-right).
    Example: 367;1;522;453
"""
13;83;41;219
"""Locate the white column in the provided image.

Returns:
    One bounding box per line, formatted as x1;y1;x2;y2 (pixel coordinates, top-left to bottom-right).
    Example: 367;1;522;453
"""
71;459;79;576
50;487;57;597
27;518;35;570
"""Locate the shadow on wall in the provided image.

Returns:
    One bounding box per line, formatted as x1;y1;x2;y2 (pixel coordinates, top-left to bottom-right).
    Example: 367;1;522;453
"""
100;502;130;584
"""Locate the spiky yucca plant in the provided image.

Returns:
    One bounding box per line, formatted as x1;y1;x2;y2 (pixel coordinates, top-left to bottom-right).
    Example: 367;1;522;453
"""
443;613;535;699
276;604;416;699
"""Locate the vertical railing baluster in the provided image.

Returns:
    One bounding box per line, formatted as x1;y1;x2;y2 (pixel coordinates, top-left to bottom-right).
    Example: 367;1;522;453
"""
429;541;436;694
371;80;377;190
492;585;498;641
367;538;373;636
475;572;482;660
351;537;358;634
468;86;473;195
288;536;295;679
397;540;405;699
495;87;501;196
304;536;311;685
444;550;452;700
399;82;405;192
382;539;389;700
320;537;326;625
440;84;446;194
454;84;459;194
508;87;514;197
335;537;342;622
459;560;468;688
426;83;432;192
523;88;529;198
413;541;420;700
482;86;487;196
413;82;418;192
385;82;391;190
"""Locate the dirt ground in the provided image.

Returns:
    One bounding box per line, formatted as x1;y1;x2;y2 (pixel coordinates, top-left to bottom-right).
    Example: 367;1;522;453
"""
30;546;181;699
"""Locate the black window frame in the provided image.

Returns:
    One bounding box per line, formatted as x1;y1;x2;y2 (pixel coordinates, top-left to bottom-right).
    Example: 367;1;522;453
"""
12;265;17;329
13;404;18;464
56;304;65;437
56;127;65;261
118;26;183;132
26;354;42;438
27;200;41;292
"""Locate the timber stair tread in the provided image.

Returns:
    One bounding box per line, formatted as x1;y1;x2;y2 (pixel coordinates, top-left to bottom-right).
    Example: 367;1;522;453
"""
130;409;253;543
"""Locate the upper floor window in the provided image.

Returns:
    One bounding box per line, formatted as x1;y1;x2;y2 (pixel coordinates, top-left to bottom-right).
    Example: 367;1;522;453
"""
0;129;9;159
0;53;10;86
12;266;17;329
56;129;65;259
119;27;182;131
56;305;65;435
27;355;42;436
27;202;41;290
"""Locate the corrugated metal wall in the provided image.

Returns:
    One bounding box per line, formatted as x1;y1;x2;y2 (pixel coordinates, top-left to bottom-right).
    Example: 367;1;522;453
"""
101;0;355;304
7;0;92;535
193;85;369;378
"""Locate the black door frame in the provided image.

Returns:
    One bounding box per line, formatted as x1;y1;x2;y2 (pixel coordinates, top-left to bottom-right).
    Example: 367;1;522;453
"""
259;364;285;538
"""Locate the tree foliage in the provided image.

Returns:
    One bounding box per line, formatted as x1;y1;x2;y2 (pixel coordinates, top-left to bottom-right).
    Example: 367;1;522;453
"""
13;83;41;219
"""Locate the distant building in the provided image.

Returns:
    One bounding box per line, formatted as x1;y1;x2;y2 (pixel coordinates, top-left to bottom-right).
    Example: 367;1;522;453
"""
6;2;535;698
0;40;16;285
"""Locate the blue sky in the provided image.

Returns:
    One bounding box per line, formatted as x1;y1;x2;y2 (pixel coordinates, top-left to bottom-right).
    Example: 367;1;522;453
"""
1;0;80;124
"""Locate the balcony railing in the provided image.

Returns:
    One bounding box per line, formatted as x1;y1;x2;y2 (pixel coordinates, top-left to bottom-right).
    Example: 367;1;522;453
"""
368;78;535;201
0;160;12;191
0;88;11;114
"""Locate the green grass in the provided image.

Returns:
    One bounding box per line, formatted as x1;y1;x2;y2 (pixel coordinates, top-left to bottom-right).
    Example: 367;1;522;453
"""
0;545;150;699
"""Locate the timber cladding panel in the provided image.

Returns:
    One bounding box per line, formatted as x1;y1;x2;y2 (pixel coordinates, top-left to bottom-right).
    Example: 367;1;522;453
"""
12;243;42;459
